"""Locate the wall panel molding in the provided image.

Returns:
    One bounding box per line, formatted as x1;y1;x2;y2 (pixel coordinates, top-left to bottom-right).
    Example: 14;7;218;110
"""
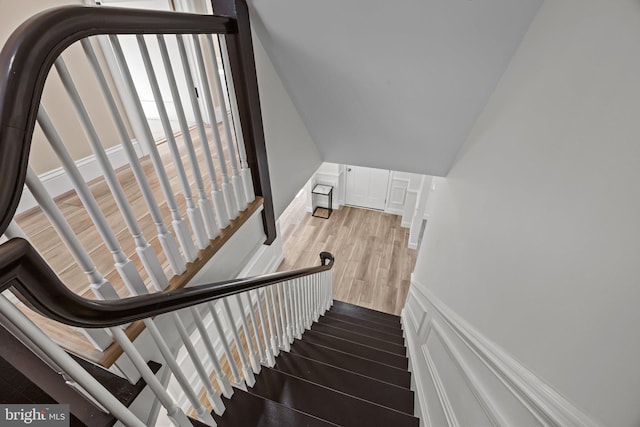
402;280;602;427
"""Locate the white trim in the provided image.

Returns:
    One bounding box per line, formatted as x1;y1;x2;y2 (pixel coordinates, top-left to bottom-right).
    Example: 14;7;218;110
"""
404;282;603;427
17;140;143;214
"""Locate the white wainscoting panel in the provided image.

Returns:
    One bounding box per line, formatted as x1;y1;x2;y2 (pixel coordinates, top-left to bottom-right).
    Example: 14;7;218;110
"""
402;281;602;427
385;177;410;215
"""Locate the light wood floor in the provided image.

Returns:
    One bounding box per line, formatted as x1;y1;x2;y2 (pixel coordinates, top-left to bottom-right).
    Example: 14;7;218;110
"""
277;192;417;315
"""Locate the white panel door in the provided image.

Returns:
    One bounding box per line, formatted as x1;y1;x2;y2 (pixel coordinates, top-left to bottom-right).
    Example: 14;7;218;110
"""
345;166;390;210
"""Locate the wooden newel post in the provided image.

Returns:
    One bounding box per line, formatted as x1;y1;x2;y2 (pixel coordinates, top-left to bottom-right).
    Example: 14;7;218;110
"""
210;0;277;244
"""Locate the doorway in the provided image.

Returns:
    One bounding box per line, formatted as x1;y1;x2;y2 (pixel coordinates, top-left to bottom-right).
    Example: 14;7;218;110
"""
345;165;390;211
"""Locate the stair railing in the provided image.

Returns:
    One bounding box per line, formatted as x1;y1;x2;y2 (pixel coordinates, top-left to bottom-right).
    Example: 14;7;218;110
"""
0;4;320;427
0;237;333;426
0;4;269;355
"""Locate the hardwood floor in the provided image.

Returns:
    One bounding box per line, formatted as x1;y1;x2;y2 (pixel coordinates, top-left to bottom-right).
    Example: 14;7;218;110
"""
277;194;417;315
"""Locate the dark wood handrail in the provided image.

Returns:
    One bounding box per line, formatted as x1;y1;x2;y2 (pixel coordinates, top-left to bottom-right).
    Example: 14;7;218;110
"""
0;5;236;236
0;237;334;328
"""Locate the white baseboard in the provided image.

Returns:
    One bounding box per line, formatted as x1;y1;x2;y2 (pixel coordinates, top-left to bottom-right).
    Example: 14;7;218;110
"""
403;281;602;427
16;140;143;214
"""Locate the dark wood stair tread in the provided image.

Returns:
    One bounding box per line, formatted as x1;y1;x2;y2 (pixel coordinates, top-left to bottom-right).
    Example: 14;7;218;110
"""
302;330;409;369
212;388;337;427
311;322;406;355
318;315;405;345
248;367;419;427
331;301;402;326
273;352;414;414
323;311;404;336
289;340;411;388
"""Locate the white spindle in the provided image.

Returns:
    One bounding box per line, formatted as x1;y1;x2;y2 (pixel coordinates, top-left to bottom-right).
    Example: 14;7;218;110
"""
110;328;193;427
292;277;303;340
241;291;267;367
175;35;231;228
269;286;286;350
328;269;334;308
190;307;234;399
250;289;275;366
24;167;118;302
313;274;320;322
208;302;244;387
280;282;294;344
37;106;148;297
275;283;290;351
233;294;261;373
263;287;280;356
109;35;198;263
168;313;225;417
81;39;184;278
196;34;244;214
204;34;247;210
0;295;146;427
216;35;255;203
144;318;218;424
54;57;169;290
221;298;255;386
304;276;312;329
136;35;214;249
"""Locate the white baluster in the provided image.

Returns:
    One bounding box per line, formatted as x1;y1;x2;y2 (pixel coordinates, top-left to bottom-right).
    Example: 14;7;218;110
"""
328;269;334;308
151;35;221;242
233;294;261;373
275;283;290;351
262;287;280;357
292;277;303;340
221;298;255;386
110;328;193;427
267;285;284;350
144;318;217;424
24;167;118;302
81;39;184;278
0;295;146;427
198;35;245;213
109;35;198;263
37;106;148;296
240;291;267;367
136;36;213;249
313;274;321;322
250;289;275;366
215;35;255;203
207;302;244;388
54;57;169;289
4;221;113;351
190;307;234;399
280;282;294;344
305;276;313;329
175;35;230;228
168;313;225;417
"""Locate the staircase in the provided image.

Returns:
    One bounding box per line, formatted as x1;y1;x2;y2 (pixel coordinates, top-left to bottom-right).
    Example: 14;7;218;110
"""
213;300;418;427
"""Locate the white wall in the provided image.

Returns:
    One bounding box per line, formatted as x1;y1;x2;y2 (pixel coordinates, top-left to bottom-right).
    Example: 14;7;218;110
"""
252;30;323;219
407;1;640;426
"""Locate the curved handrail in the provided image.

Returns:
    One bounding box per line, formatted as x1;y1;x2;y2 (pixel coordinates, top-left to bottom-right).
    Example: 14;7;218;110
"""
0;5;236;236
0;238;334;328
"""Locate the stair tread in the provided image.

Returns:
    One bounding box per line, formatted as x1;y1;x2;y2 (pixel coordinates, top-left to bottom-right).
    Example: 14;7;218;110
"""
273;352;414;414
318;315;405;345
311;322;406;355
213;388;337;427
302;330;409;369
248;367;419;427
331;301;402;325
289;340;411;388
323;311;404;336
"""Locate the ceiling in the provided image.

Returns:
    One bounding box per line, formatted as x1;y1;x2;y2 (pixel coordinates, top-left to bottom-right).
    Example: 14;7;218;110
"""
247;0;542;176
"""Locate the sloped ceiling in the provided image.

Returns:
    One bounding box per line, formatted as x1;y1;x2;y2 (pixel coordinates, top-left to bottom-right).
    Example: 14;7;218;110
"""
247;0;542;176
